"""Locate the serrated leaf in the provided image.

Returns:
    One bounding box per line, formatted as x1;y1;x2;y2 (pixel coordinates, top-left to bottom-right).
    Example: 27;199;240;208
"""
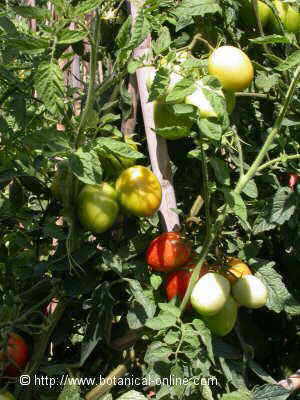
242;180;258;199
269;187;296;225
8;37;50;53
250;34;290;44
126;279;156;319
127;9;150;50
210;157;230;186
71;0;104;17
146;312;177;330
116;16;132;49
150;274;163;290
95;137;144;160
153;27;171;55
144;341;172;364
158;303;181;317
175;0;222;17
252;384;290;400
164;329;180;345
34;61;65;115
148;67;170;102
276;50;300;71
116;391;147;400
57;29;88;44
252;259;300;314
13;6;51;20
166;78;195;103
198;118;222;140
69;149;102;185
223;190;247;223
192;319;214;363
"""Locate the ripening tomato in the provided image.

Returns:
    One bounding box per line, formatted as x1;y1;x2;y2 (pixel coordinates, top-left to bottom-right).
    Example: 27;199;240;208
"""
203;296;238;336
77;182;119;234
232;275;268;309
115;166;162;217
208;46;254;92
191;272;230;316
220;257;252;284
269;0;300;33
165;262;209;301
146;232;192;272
0;333;29;377
0;392;15;400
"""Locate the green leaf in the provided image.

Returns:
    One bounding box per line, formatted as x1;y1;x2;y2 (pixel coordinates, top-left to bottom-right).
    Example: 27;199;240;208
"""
34;61;65;115
69;149;102;185
13;6;51;20
223;190;248;223
221;391;251;400
158;303;181;318
95;137;144;161
276;50;300;71
192;319;214;363
148;67;170;102
166;78;195;103
57;29;88;44
248;360;277;384
163;329;180;345
57;379;81;400
242;180;258;199
71;0;104;17
175;0;222;17
50;0;65;15
127;9;150;50
251;259;300;315
126;279;156;319
146;312;177;330
116;391;147;400
8;37;50;54
250;34;290;44
153;27;171;55
150;274;163;290
269;187;296;225
144;341;172;364
198;118;222;140
252;384;290;400
210;157;230;186
116;16;132;49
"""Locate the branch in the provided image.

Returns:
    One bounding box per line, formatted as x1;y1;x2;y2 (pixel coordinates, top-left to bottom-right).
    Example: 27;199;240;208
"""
127;0;180;232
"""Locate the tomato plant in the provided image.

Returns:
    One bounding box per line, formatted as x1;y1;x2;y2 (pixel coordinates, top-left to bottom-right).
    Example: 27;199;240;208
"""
0;392;15;400
146;232;192;272
203;296;238;337
220;257;252;284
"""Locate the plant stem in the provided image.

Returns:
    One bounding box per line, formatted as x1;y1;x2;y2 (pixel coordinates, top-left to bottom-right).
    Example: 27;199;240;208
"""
234;130;245;177
75;13;101;149
257;154;300;172
200;141;211;229
234;66;300;195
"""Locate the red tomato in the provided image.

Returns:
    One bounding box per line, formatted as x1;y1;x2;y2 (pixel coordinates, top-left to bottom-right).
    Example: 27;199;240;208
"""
0;333;29;377
165;262;209;301
146;232;192;272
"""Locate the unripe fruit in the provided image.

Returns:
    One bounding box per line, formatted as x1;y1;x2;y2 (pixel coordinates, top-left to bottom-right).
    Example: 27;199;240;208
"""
208;46;254;92
232;275;268;309
203;296;238;336
77;183;119;234
191;272;230;316
221;257;252;284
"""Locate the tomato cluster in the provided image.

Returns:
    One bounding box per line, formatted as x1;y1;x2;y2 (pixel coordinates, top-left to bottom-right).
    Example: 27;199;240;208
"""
146;234;268;337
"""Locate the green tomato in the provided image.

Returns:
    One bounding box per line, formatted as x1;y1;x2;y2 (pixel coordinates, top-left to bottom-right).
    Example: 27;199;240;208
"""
203;296;238;336
115;165;162;217
285;5;300;32
77;183;119;234
0;392;15;400
240;0;272;27
232;275;268;309
191;272;231;316
208;46;254;92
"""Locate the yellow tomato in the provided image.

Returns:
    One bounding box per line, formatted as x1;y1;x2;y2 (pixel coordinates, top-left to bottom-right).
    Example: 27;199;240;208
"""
208;46;254;92
221;257;252;284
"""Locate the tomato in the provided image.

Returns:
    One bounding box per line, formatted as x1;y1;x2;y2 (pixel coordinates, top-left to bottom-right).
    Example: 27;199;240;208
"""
191;272;230;316
207;46;254;92
203;296;238;336
220;257;252;284
77;182;119;234
165;262;209;301
0;333;29;377
146;232;192;272
186;81;236;117
240;0;272;27
115;166;162;217
232;275;268;309
269;0;300;33
0;392;15;400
